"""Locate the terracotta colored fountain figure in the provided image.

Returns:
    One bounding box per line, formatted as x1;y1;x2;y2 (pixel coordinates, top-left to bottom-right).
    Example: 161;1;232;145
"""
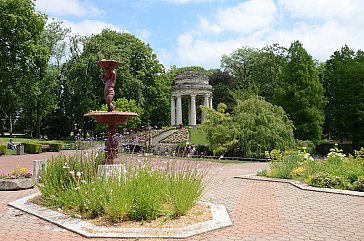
101;66;116;112
84;60;137;165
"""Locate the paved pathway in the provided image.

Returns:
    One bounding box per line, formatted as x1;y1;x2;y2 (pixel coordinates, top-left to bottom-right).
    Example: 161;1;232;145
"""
0;150;76;175
1;153;364;241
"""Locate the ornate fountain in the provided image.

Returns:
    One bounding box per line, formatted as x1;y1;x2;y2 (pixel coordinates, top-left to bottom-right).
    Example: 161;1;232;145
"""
84;60;137;164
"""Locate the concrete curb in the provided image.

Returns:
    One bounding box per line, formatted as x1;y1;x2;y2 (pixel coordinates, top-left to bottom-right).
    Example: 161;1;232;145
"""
234;174;364;197
8;193;232;238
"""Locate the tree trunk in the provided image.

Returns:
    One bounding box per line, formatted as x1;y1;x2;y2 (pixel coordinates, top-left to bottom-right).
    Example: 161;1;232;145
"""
9;114;13;137
35;103;42;139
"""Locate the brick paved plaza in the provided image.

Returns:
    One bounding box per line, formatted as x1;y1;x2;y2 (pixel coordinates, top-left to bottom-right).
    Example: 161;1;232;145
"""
1;152;363;241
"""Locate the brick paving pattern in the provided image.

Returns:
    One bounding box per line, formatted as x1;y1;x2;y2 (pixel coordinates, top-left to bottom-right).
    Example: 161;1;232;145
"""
1;153;364;241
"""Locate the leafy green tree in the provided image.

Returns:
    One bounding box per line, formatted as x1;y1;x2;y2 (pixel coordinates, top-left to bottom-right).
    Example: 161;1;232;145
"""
63;29;167;132
21;20;70;138
95;98;143;130
201;96;295;157
251;44;287;101
221;46;259;92
323;46;364;146
0;0;46;135
275;41;326;142
220;44;287;102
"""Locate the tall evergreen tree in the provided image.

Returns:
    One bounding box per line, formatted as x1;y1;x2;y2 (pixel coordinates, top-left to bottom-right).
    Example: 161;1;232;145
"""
275;41;326;142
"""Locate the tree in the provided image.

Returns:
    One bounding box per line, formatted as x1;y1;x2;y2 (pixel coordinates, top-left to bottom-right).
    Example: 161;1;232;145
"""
209;70;236;111
63;29;167;133
275;41;326;142
251;44;287;101
201;96;295;157
20;20;70;138
220;44;287;102
323;46;364;147
95;98;143;131
221;46;259;92
0;0;46;135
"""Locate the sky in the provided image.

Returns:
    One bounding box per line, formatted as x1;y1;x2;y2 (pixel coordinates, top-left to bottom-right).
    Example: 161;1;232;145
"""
35;0;364;70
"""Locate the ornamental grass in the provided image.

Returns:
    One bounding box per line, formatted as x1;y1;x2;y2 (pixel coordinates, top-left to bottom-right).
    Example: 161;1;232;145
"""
37;151;213;222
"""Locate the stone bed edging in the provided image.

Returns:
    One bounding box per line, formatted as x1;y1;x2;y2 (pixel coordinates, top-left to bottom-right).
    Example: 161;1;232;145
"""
235;174;364;197
8;193;232;239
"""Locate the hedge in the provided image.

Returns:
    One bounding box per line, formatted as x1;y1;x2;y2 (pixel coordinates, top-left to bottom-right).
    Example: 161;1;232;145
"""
0;144;6;156
49;143;62;152
22;143;42;154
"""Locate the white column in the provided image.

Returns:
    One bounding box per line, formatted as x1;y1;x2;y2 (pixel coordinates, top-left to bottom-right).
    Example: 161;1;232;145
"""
176;95;183;125
201;94;209;123
209;95;213;109
190;94;197;126
188;98;191;125
170;96;176;126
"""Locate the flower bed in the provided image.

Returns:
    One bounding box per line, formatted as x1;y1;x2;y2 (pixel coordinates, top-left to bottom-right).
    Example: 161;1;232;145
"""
259;145;364;191
37;153;212;222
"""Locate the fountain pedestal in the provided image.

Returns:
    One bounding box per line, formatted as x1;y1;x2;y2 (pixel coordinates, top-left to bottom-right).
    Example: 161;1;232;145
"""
84;111;137;164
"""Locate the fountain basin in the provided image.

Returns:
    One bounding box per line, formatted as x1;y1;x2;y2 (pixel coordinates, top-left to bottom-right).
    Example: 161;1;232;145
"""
84;111;137;126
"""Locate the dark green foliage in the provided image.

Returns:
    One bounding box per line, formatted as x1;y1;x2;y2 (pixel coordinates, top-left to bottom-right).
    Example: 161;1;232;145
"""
209;70;236;111
275;41;326;142
323;45;364;147
23;143;42;154
0;144;6;155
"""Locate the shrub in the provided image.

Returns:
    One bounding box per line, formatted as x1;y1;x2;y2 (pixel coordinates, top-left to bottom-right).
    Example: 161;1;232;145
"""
23;143;42;154
350;176;364;191
305;172;348;189
0;144;6;155
267;153;305;179
295;140;315;153
290;166;306;178
195;144;212;156
50;143;62;152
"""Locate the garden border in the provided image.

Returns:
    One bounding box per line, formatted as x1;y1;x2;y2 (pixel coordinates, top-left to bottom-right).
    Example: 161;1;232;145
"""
8;193;232;238
235;175;364;197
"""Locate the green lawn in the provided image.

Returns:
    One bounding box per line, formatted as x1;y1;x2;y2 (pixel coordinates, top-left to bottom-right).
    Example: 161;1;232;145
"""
189;128;209;145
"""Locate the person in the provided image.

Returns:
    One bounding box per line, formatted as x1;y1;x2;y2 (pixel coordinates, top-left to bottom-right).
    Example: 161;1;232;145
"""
7;139;16;150
100;66;116;112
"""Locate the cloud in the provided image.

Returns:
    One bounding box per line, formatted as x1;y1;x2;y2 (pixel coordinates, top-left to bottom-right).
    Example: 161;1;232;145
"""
63;20;123;36
197;0;277;35
161;0;216;3
172;0;364;69
36;0;103;17
278;0;363;21
136;29;152;42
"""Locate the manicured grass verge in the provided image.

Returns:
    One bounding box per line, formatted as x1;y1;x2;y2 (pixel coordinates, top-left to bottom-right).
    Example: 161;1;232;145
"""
189;128;209;145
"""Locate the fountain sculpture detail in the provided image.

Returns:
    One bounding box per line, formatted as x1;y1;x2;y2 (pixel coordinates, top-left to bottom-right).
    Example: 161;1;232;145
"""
84;60;137;164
